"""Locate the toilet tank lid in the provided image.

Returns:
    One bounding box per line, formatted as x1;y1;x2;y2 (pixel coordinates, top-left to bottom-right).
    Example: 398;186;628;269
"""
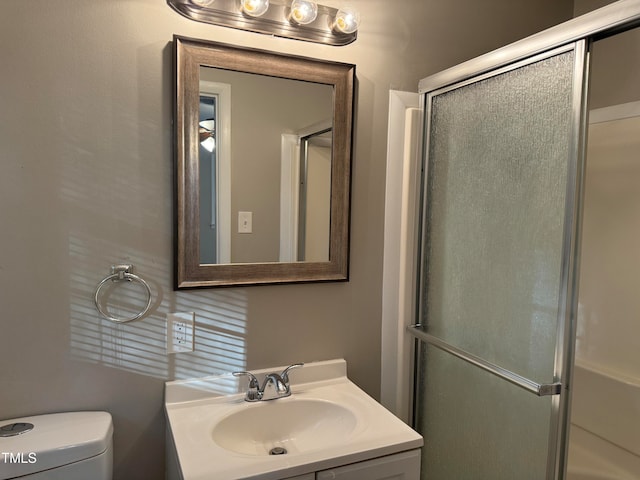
0;411;113;480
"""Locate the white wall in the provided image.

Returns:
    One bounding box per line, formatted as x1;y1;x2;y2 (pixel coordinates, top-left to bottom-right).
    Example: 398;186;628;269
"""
0;1;573;478
577;112;640;378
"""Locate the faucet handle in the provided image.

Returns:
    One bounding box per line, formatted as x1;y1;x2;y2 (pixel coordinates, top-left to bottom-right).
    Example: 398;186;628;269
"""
232;371;261;401
232;370;259;385
280;363;304;383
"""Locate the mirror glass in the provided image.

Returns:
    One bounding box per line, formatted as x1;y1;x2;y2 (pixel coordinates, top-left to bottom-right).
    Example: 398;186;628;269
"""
174;37;355;288
197;67;333;265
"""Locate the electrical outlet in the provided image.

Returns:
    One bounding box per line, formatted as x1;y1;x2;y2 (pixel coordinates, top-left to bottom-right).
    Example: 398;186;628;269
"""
166;312;195;354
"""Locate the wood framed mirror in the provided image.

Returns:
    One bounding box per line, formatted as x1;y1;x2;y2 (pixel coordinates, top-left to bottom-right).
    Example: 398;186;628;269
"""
173;36;355;288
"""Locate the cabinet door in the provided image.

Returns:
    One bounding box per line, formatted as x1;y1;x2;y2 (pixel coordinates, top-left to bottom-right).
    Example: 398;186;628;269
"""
282;474;314;480
316;450;420;480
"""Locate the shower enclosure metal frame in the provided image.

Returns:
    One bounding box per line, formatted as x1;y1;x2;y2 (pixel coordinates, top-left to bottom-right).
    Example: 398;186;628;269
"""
407;1;640;478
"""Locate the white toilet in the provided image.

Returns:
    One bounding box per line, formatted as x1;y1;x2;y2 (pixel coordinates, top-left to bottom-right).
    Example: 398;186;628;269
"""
0;411;113;480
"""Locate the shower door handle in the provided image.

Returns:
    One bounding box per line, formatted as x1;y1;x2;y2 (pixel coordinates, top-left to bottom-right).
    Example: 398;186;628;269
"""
407;325;562;397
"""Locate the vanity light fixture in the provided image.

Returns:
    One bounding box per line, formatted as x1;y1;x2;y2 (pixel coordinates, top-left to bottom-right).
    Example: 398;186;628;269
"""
166;0;359;46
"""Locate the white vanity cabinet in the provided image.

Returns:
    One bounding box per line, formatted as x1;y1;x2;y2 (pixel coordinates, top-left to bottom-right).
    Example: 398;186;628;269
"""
283;450;420;480
315;450;421;480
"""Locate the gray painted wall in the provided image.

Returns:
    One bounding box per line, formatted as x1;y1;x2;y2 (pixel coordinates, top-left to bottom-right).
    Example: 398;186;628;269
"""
0;1;573;478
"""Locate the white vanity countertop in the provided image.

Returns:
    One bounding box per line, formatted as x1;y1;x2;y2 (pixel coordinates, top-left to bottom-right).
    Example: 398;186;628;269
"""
165;359;423;480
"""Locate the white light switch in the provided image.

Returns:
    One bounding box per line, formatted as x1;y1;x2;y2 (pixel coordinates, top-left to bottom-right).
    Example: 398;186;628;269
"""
238;211;252;233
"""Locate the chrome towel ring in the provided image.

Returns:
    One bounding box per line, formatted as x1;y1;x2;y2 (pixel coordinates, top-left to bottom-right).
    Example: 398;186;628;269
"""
94;264;152;323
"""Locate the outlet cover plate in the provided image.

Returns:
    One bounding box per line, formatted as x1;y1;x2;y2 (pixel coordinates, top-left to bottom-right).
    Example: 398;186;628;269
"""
167;312;195;354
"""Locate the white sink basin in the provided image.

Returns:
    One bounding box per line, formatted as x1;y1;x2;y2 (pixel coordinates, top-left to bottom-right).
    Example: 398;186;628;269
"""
165;359;423;480
212;398;357;456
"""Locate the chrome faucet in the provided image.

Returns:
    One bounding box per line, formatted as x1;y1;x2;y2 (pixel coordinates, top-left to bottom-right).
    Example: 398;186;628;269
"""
233;363;303;402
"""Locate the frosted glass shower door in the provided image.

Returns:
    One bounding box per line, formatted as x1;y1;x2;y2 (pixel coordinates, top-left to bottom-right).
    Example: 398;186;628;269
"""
410;42;587;480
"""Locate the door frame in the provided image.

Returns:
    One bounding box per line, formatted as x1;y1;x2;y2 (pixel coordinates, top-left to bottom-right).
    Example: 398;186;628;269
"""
381;91;421;424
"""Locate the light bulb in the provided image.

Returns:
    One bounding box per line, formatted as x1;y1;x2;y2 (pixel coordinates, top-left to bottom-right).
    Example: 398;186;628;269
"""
199;119;215;131
240;0;269;17
333;6;360;34
201;137;215;153
199;119;215;152
289;0;318;25
192;0;216;6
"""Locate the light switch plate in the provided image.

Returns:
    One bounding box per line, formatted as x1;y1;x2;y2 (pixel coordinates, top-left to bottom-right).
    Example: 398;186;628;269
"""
238;211;252;233
167;312;195;354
